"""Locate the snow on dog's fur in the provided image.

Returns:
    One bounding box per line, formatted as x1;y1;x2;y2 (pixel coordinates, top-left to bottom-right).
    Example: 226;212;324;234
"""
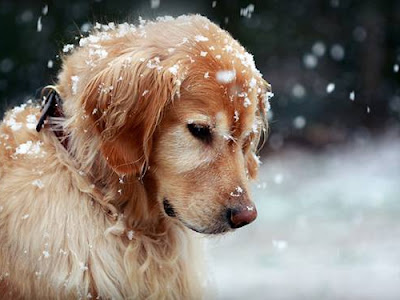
0;15;270;299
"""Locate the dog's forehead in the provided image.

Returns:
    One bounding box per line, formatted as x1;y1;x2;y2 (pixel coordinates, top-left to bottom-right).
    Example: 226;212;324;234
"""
179;65;259;137
177;83;257;140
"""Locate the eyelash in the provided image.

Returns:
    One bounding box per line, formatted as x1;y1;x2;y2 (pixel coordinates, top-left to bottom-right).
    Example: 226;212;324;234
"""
187;123;212;143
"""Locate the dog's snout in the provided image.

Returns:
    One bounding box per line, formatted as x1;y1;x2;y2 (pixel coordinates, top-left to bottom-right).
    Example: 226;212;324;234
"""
227;205;257;229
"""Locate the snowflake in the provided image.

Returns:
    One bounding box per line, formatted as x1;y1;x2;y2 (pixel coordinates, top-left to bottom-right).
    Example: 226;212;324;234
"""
168;64;179;76
326;83;335;93
71;76;79;95
216;70;236;84
62;44;74;53
194;35;209;42
127;230;134;240
32;179;44;189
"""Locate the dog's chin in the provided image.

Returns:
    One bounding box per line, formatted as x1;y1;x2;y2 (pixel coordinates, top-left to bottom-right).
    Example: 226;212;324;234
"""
162;198;232;235
178;219;232;235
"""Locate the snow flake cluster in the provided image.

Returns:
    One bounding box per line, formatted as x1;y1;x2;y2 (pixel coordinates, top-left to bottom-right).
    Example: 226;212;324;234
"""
230;186;244;197
15;141;43;156
216;70;236;84
3;103;39;134
26;114;38;130
146;57;162;70
62;44;74;53
56;15;271;130
168;64;179;76
4;104;28;131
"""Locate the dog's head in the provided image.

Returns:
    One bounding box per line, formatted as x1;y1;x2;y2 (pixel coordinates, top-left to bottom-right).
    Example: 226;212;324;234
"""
76;16;270;234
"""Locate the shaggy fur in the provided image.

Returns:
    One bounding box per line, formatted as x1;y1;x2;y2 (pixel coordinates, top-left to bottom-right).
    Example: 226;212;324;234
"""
0;15;270;299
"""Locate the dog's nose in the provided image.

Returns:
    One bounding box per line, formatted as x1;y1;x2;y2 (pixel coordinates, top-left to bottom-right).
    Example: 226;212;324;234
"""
227;205;257;229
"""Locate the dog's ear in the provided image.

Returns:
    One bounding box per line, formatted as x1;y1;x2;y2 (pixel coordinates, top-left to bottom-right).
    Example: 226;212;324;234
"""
82;53;182;175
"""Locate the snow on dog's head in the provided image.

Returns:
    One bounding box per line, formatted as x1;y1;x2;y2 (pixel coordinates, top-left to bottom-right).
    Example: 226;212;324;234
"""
57;15;271;234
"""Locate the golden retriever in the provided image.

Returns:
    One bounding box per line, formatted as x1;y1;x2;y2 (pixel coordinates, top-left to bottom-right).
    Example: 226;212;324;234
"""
0;15;270;299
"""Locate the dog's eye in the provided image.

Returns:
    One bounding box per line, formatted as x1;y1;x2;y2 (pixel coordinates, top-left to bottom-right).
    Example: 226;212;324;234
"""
187;123;212;143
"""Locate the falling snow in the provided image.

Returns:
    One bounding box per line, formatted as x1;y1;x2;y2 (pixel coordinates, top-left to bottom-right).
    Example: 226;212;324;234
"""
274;173;284;184
292;83;306;98
37;17;42;32
240;4;255;18
150;0;160;9
303;53;318;69
326;82;335;93
42;5;48;15
349;91;355;101
293;116;306;129
312;41;326;57
272;240;288;251
330;44;345;61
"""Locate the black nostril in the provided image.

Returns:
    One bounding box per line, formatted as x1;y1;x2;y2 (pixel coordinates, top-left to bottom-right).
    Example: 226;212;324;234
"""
226;208;236;228
227;208;248;228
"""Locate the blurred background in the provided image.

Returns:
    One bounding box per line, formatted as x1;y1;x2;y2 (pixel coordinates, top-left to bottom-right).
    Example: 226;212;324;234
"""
0;0;399;299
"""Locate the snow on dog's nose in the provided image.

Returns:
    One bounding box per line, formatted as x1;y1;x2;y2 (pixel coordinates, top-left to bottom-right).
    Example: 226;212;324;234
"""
226;186;257;228
227;205;257;228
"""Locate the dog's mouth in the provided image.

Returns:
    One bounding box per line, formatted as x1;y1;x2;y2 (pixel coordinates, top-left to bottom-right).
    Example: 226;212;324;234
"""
162;198;231;235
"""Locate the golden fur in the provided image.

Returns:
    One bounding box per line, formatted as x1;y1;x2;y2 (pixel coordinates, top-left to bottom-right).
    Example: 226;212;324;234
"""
0;15;270;299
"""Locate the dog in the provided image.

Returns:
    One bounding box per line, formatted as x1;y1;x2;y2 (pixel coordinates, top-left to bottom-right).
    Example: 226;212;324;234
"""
0;15;271;299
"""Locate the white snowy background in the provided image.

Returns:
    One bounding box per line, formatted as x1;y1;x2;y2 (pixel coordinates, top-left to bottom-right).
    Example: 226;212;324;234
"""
207;132;400;300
